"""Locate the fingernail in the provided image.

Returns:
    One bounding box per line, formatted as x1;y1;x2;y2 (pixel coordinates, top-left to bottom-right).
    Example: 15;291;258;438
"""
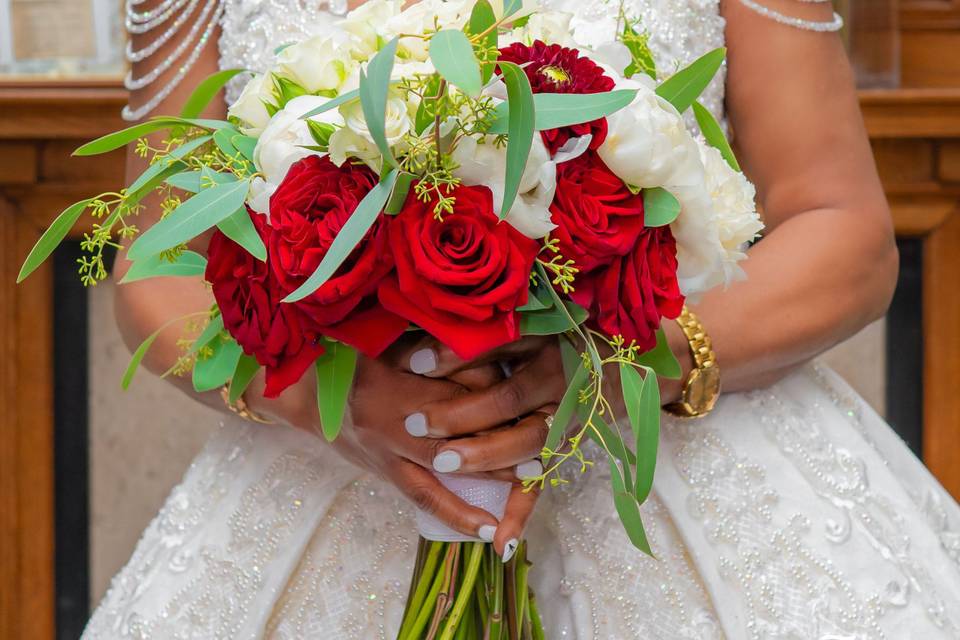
432;450;462;473
502;538;519;563
410;348;438;374
478;525;497;542
404;412;428;437
515;460;543;480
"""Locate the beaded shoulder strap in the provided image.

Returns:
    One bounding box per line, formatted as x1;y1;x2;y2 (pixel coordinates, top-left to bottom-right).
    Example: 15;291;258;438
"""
737;0;844;32
123;0;225;121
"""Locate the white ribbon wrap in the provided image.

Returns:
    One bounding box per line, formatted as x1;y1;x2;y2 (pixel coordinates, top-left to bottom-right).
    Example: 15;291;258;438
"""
415;474;512;542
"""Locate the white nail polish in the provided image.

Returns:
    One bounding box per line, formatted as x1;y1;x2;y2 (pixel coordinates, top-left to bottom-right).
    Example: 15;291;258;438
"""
477;525;497;542
502;538;519;563
432;451;462;473
410;348;438;374
404;413;428;437
515;460;543;480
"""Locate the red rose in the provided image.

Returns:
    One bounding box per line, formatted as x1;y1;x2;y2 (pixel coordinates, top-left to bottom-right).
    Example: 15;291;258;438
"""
269;155;407;357
550;151;645;274
571;226;684;351
206;211;325;397
379;183;539;360
498;40;615;154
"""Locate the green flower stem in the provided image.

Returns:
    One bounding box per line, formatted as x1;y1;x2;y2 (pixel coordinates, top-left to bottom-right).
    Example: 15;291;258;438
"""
487;544;505;640
504;555;519;640
438;542;484;640
427;543;462;639
399;541;446;639
529;592;545;640
403;552;449;640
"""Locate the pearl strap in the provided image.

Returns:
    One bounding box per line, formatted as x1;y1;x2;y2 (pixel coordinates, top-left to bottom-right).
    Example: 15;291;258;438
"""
737;0;844;32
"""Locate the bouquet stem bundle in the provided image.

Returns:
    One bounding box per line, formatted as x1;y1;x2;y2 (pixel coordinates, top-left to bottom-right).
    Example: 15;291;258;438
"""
398;538;543;640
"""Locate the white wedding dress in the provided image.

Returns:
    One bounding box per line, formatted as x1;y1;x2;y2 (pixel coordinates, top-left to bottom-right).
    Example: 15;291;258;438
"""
85;1;960;638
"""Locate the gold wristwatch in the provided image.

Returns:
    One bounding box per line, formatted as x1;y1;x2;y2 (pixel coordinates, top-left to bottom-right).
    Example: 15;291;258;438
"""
664;306;721;418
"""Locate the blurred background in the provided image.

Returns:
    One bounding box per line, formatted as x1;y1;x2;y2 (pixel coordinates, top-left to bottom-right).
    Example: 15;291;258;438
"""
2;0;959;638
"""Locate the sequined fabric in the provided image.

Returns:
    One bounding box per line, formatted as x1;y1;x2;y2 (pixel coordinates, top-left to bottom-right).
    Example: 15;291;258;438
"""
87;1;960;638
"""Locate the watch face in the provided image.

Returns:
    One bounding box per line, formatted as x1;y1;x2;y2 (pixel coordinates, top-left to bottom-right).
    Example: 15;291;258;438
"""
686;366;721;414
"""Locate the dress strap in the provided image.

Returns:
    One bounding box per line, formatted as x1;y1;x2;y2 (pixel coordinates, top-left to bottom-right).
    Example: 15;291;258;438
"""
736;0;844;32
122;0;225;121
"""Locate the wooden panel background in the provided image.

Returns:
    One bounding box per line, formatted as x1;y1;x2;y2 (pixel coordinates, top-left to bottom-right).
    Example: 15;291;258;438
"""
3;4;960;636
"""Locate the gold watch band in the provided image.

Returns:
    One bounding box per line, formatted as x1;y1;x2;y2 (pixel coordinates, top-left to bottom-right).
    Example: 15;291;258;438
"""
221;385;274;424
664;306;721;418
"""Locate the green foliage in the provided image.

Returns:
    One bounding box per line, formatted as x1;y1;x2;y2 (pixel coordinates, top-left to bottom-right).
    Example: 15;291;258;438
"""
609;457;652;554
359;37;401;169
635;328;682;379
181;69;246;119
297;89;360;119
193;334;243;392
165;168;237;193
272;74;307;105
385;171;416;214
283;169;398;302
621;21;657;80
501;0;523;18
642;187;681;227
127;178;250;261
231;134;258;161
430;30;483;97
314;340;358;441
216;207;267;261
520;300;588;335
545;356;589;455
467;0;498;84
122;329;160;390
619;364;659;502
693;100;740;171
120;251;207;284
228;354;260;404
655;47;726;114
17;199;91;282
127;135;212;194
306;119;337;147
497;61;535;219
73;117;228;156
486;90;637;135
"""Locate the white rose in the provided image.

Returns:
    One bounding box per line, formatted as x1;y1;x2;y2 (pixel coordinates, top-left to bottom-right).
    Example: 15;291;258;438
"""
597;80;704;191
328;92;412;168
249;95;344;213
452;134;557;239
384;0;472;60
275;31;357;94
338;0;403;58
227;73;275;136
502;11;576;48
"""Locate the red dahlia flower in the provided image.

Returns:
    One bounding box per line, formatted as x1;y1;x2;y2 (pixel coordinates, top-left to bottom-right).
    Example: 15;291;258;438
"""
498;40;615;154
379;183;539;360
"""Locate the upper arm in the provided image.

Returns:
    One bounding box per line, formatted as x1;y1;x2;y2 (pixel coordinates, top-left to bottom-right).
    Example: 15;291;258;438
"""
720;0;891;236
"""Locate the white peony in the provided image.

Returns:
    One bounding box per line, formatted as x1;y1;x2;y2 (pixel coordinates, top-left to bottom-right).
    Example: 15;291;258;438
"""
337;0;404;58
452;134;558;239
249;95;344;214
275;31;357;94
227;73;275;136
328;92;413;168
502;11;577;48
383;0;473;60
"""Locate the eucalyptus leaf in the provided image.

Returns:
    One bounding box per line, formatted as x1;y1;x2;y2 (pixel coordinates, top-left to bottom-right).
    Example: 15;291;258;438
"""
232;135;258;161
121;329;160;390
359;37;400;169
73;117;228;156
693;100;740;171
642;187;680;227
655;47;726;114
127;179;250;261
228;353;260;404
166;168;237;193
520;301;589;336
385;171;415;214
487;90;637;135
193;336;244;392
545;358;589;455
635;328;681;379
216;207;267;261
501;0;523;18
127;135;212;194
297;89;361;119
467;0;498;84
213;127;240;158
315;341;358;442
181;69;246;119
188;314;224;355
609;458;652;555
430;30;482;97
622;22;657;80
120;250;208;284
414;75;443;135
283;169;398;302
585;413;637;468
516;286;550;312
17;198;91;282
620;364;660;502
498;61;535;219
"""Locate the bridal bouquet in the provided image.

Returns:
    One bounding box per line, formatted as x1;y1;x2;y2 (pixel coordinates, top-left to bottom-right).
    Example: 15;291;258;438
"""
19;0;761;636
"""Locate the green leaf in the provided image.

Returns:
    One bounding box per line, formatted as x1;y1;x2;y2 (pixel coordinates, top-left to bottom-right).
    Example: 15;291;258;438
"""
516;286;550;312
121;328;160;390
127;135;212;194
642;187;680;227
216;207;267;261
127;179;250;261
622;22;657;80
314;341;358;441
430;30;482;97
545;358;589;454
232;135;258;161
193;335;244;392
467;0;498;84
608;457;652;555
188;314;224;355
520;300;589;336
120;250;207;283
501;0;523;18
73;117;229;156
655;47;726;114
17;198;91;282
487;90;637;135
297;89;361;119
693;100;740;172
635;328;681;379
273;74;307;104
181;69;246;119
213;127;239;158
414;75;443;135
228;353;260;404
359;37;400;169
283;169;398;302
585;413;637;468
385;171;415;214
166;168;237;193
498;61;535;219
620;364;660;502
306;119;337;147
